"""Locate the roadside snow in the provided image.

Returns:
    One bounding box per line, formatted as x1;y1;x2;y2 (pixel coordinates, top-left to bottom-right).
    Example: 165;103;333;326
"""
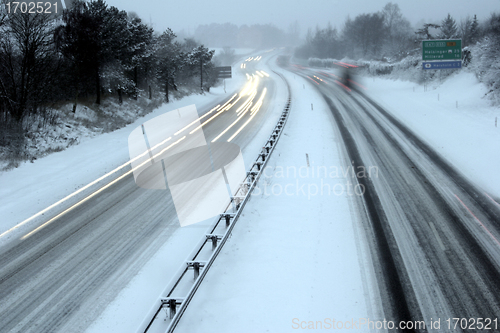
360;71;500;199
173;64;371;332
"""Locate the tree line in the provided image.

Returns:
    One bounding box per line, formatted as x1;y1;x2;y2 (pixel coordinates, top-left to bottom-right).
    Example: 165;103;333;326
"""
295;2;489;61
0;0;217;127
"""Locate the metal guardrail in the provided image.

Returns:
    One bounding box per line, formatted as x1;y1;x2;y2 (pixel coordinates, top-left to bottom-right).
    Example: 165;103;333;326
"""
139;71;291;333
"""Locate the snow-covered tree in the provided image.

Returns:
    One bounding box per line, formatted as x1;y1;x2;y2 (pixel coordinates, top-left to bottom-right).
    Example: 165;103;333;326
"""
187;45;215;93
124;15;154;99
469;15;480;44
342;13;386;59
155;29;183;103
460;16;473;46
415;23;441;41
472;13;500;104
440;14;458;39
309;23;340;59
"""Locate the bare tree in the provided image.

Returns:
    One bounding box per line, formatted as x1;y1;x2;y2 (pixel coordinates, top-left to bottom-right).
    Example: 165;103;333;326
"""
382;2;413;58
0;11;57;122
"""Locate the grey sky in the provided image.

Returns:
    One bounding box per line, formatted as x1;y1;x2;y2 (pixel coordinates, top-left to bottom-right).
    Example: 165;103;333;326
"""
105;0;499;37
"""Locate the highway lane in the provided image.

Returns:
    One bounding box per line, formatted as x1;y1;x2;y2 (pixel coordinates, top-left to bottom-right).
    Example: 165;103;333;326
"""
289;65;500;331
0;55;281;333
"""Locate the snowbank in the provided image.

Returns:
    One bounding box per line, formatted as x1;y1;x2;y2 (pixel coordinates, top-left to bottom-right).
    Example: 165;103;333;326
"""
362;71;500;199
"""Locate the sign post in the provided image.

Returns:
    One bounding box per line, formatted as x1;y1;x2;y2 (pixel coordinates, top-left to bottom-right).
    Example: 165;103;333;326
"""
215;66;232;93
422;39;462;70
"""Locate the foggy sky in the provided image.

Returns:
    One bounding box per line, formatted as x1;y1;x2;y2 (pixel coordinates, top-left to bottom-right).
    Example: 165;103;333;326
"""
105;0;500;38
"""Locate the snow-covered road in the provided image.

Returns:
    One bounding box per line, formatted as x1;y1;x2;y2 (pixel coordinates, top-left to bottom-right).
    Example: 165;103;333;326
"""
288;66;500;330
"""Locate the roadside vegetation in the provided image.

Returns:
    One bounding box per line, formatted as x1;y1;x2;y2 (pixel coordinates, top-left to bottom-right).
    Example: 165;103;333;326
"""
294;2;500;105
0;0;218;169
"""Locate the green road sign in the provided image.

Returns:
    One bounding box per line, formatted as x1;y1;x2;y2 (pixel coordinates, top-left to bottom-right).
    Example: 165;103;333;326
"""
422;39;462;61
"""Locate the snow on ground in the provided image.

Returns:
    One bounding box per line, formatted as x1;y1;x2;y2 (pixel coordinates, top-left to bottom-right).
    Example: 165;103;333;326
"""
173;64;372;332
358;71;500;199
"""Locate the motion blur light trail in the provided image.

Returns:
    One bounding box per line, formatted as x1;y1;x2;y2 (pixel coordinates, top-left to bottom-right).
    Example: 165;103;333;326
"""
335;80;351;92
0;132;178;240
306;76;320;85
212;102;253;143
174;104;221;136
485;192;500;208
454;194;500;248
21;135;187;240
228;88;267;142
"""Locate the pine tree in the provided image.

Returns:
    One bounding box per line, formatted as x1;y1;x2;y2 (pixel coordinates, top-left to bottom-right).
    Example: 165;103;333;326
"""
188;45;215;93
126;16;154;99
469;15;480;44
155;29;183;103
58;0;130;105
440;14;458;39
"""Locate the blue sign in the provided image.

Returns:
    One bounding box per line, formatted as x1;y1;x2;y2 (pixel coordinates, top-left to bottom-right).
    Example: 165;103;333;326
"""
423;61;462;70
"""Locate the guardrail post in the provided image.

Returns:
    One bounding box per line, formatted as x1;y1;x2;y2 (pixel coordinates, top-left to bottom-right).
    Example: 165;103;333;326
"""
187;262;206;280
206;235;221;250
193;262;200;279
220;213;236;227
168;299;177;319
248;171;257;183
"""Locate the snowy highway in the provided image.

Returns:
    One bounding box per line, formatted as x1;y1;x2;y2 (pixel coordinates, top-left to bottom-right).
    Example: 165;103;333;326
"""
1;54;499;333
288;65;500;329
0;54;283;333
2;0;500;331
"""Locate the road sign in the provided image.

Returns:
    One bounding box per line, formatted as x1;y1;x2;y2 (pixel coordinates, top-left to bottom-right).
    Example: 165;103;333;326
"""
215;66;232;79
423;61;462;70
422;39;462;61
